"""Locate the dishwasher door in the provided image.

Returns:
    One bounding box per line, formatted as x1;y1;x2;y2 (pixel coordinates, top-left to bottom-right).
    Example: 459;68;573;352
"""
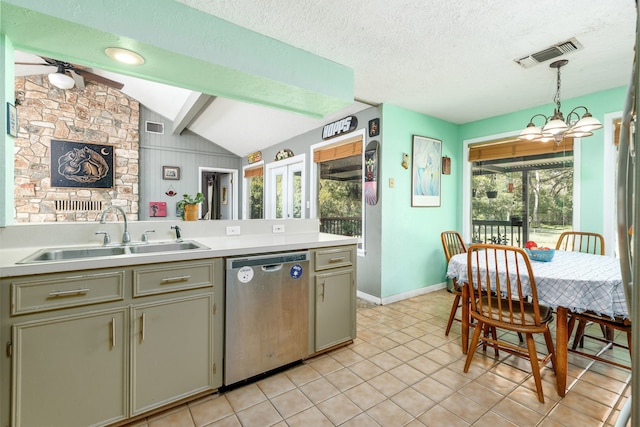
225;251;309;385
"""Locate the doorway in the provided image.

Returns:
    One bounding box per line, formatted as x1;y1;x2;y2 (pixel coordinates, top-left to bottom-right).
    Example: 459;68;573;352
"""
198;167;238;220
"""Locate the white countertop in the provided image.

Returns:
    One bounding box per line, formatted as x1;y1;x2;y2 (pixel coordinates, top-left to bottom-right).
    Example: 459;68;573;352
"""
0;220;358;277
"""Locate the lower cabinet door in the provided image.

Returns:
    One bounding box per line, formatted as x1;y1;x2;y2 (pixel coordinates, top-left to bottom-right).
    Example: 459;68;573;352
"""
315;269;356;351
12;308;128;427
131;294;214;415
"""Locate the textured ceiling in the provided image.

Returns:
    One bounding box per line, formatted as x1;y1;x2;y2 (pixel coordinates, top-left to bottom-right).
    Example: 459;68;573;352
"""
11;1;637;156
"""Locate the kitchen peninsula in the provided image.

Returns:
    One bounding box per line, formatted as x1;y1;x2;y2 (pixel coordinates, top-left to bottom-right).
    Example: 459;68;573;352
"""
0;219;357;427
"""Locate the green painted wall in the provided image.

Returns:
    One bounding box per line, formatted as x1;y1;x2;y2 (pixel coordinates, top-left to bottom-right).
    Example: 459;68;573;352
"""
379;104;459;298
1;35;14;225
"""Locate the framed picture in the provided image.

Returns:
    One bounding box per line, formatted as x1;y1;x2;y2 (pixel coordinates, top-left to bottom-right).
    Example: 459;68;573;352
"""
411;135;442;207
162;166;180;180
6;102;17;137
368;118;380;137
221;186;228;205
50;139;114;189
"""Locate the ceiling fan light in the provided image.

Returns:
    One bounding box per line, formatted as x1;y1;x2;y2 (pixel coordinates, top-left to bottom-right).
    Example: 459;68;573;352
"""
542;118;569;135
572;114;603;132
518;123;543;140
48;72;75;89
105;47;145;65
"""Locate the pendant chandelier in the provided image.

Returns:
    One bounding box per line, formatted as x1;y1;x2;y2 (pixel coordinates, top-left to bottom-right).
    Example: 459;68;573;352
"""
518;59;602;145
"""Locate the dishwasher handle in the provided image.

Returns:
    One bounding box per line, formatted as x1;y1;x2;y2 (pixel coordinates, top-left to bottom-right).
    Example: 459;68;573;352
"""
261;263;283;272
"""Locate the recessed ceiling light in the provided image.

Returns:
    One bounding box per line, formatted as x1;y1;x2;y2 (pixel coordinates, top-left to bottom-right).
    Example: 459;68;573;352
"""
105;47;145;65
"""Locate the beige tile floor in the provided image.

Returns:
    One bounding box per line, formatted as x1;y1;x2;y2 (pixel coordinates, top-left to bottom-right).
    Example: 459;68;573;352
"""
123;289;631;427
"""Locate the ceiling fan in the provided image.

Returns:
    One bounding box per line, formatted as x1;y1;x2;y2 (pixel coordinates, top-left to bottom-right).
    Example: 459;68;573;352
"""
15;55;124;90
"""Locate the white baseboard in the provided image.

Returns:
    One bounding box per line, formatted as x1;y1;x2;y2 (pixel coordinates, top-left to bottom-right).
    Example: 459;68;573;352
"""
357;282;447;306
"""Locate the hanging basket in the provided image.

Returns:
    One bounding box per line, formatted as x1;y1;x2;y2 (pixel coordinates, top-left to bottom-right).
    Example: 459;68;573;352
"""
486;191;498;199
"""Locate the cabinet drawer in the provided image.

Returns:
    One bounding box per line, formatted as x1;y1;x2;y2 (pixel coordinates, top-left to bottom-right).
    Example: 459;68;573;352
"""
133;260;214;297
11;270;126;315
314;247;354;271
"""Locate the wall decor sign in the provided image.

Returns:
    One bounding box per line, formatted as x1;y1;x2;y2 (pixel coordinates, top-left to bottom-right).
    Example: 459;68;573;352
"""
322;115;358;140
149;201;167;217
411;135;442;207
162;166;180;180
368;118;380;137
364;140;379;205
274;148;294;161
50;139;114;189
6;102;17;137
247;151;262;164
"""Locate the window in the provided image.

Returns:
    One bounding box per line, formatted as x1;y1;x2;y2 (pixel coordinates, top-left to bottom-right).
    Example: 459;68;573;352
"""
469;137;574;248
312;132;364;250
243;162;263;219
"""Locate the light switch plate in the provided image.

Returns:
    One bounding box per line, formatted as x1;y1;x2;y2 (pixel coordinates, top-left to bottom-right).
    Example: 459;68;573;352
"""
226;226;241;236
389;178;395;188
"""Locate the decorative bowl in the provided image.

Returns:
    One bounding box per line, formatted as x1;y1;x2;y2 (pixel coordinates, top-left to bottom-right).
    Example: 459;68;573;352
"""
525;248;555;262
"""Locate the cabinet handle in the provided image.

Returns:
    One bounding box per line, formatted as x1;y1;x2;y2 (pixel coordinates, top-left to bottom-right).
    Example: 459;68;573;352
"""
141;312;146;342
320;282;325;303
111;317;116;348
160;275;191;284
329;257;345;263
48;288;90;297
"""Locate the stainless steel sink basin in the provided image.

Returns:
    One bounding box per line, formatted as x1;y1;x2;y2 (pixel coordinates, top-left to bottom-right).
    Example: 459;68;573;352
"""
127;241;206;254
17;240;208;264
18;246;128;263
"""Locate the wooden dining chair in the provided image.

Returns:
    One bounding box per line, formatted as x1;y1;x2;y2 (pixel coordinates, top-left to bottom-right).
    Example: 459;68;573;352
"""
555;231;630;366
463;244;556;403
440;231;467;337
555;231;604;255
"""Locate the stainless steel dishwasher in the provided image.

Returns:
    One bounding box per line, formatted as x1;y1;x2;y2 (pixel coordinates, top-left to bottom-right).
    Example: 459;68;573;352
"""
225;251;309;385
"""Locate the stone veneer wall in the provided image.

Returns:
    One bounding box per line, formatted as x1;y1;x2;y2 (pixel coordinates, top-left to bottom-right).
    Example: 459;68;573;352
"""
13;75;139;222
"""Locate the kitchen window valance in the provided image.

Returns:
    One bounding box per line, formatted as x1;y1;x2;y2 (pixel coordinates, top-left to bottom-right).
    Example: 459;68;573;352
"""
468;136;573;162
313;135;362;163
243;165;263;178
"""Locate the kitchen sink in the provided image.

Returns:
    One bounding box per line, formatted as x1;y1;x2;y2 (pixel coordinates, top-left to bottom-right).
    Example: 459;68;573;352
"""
17;240;208;264
127;241;206;254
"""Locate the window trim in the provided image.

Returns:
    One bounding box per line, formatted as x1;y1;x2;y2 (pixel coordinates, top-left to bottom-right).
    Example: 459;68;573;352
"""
462;130;582;244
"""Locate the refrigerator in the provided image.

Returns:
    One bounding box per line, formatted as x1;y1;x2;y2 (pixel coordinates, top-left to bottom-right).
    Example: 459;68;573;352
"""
615;2;639;425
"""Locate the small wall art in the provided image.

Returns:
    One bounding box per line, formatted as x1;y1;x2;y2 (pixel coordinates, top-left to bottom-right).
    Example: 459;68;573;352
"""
368;118;380;137
6;102;17;137
50;139;114;189
162;166;180;180
411;135;442;207
149;201;167;217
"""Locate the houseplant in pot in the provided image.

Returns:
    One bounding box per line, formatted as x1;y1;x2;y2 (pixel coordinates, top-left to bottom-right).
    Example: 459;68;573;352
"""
177;192;204;221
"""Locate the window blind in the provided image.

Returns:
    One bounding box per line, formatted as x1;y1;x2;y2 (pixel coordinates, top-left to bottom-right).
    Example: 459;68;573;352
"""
468;136;573;162
313;135;363;163
243;165;263;178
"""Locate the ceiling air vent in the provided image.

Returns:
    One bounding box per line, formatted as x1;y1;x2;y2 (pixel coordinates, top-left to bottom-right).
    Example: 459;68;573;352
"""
145;121;164;134
514;38;583;68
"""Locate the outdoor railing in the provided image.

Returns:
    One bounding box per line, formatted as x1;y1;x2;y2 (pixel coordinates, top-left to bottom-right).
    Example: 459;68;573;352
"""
320;217;362;237
472;219;523;247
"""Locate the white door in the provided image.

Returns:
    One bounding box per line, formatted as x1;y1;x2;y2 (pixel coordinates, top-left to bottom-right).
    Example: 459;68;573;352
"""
266;156;305;219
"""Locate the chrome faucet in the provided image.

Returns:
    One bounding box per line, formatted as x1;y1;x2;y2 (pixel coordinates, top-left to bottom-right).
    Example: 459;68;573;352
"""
100;206;131;244
171;225;183;242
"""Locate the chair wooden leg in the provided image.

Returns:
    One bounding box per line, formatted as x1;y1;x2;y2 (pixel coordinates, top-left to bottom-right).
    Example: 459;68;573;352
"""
543;329;557;372
525;333;545;403
464;320;484;373
445;294;461;336
572;319;587;350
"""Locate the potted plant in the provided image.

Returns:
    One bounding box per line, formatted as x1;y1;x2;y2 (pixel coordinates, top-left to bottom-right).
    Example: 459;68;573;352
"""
176;192;204;221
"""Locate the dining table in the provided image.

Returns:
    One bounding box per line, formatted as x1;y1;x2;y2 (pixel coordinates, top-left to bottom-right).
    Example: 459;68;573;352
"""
446;249;627;397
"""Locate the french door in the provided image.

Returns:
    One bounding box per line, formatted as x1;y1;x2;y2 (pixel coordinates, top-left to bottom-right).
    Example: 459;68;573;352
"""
266;156;305;219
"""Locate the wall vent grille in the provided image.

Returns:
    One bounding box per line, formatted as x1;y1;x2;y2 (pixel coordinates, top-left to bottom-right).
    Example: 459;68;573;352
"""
514;38;583;68
55;200;104;212
145;121;165;134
